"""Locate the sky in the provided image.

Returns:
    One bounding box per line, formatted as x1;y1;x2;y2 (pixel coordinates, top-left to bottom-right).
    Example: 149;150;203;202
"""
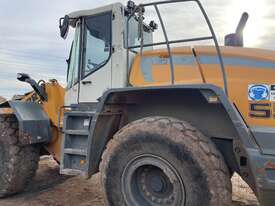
0;0;274;99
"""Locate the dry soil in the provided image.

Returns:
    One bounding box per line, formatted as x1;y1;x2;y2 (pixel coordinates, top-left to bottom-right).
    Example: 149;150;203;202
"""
0;156;260;206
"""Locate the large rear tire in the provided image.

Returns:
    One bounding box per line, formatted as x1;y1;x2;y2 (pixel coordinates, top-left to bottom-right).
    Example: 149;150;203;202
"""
100;116;232;206
0;114;40;197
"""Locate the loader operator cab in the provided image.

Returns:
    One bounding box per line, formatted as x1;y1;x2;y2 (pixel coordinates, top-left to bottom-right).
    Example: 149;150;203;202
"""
59;0;227;106
59;2;154;105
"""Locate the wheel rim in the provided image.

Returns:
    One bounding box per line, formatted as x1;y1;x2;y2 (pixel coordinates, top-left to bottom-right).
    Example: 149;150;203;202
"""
121;154;185;206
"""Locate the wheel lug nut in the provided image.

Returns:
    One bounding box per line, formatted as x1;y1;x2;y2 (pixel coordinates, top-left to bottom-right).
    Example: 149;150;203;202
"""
142;185;146;191
169;195;175;202
151;196;156;202
157;198;163;204
141;178;145;184
165;198;171;204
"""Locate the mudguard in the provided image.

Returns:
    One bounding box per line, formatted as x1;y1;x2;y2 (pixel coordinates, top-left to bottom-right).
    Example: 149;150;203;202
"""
85;84;275;205
8;101;51;144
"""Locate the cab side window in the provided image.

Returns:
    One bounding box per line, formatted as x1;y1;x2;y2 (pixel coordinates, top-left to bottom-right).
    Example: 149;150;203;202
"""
67;22;81;88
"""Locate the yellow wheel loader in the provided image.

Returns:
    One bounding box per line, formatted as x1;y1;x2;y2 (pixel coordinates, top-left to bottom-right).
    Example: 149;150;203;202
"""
1;0;275;205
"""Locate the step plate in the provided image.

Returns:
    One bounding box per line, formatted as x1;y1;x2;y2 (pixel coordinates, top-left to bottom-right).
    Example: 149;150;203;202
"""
60;110;94;176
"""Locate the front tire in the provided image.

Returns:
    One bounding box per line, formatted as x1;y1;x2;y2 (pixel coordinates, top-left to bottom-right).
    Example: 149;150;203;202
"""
100;116;232;206
0;114;40;197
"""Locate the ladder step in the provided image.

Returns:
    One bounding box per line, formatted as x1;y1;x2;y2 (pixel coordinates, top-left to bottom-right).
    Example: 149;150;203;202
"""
64;148;87;156
60;169;86;176
64;130;90;136
65;111;95;117
61;108;96;176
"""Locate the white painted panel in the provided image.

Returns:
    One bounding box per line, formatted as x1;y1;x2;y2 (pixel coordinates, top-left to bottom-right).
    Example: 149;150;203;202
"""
65;84;78;105
79;60;111;102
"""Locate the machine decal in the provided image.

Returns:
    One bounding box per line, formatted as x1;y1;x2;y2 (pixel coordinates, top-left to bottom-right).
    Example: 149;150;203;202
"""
248;84;269;101
270;85;275;101
249;103;271;118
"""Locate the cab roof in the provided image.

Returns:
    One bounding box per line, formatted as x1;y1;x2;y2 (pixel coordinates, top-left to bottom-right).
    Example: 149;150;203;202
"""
67;2;123;28
68;2;123;19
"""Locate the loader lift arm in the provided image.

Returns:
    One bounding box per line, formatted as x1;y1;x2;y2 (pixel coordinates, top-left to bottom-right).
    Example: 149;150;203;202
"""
17;73;48;101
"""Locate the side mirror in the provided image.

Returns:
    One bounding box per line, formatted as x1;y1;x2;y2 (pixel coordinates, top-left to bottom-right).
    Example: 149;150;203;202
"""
149;21;158;31
17;73;30;82
59;15;70;39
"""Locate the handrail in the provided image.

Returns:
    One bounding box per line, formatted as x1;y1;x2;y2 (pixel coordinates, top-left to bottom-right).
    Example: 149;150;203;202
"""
154;4;175;84
126;0;228;96
127;36;213;49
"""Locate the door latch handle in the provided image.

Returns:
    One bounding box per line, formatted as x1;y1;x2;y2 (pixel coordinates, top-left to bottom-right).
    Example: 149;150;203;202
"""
82;81;92;85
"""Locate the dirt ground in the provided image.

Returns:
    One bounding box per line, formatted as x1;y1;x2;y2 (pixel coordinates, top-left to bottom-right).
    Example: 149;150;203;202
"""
0;156;259;206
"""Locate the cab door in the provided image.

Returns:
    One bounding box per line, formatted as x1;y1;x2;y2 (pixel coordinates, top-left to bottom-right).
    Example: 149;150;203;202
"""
65;22;81;106
79;12;112;103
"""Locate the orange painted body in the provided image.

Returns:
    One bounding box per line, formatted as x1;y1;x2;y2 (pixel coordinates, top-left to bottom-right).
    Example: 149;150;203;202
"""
42;81;65;162
0;81;65;161
130;46;275;128
2;46;275;162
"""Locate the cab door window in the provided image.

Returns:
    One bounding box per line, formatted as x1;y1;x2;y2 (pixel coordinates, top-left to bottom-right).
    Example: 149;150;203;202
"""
82;12;112;78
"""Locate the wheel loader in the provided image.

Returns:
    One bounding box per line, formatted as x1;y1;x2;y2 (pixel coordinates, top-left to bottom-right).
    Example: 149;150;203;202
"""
1;0;275;205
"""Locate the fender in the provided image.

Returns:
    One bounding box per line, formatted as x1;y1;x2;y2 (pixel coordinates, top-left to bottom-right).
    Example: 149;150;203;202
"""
8;101;51;145
85;84;275;204
87;84;257;174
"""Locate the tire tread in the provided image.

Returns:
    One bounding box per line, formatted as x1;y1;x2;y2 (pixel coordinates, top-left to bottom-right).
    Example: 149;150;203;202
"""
100;116;232;206
0;114;40;197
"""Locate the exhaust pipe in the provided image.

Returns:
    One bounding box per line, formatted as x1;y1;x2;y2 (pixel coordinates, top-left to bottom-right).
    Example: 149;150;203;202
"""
224;12;249;47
